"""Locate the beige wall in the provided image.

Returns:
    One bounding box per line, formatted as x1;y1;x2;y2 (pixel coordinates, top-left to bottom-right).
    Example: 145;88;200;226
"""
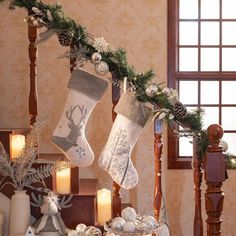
0;1;236;235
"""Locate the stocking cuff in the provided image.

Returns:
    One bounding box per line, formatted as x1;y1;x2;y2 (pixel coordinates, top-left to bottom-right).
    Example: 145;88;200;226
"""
115;92;151;127
68;69;108;101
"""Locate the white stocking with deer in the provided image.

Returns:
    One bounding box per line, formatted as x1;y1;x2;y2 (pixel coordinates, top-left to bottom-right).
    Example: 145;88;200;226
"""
52;69;108;167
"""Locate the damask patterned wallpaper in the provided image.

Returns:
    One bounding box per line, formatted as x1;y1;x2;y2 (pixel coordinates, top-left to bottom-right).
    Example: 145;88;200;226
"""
0;1;235;235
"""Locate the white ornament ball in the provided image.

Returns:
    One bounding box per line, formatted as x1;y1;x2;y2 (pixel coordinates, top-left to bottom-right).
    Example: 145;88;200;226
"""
85;226;102;236
123;222;136;232
75;223;87;232
142;215;158;228
90;52;102;64
145;84;158;97
32;20;39;26
121;207;137;222
95;61;109;75
111;217;126;231
29;16;35;22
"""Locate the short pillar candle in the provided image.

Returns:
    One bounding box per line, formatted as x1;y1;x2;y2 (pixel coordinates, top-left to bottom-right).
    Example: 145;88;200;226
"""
56;165;71;194
11;134;25;159
97;188;112;225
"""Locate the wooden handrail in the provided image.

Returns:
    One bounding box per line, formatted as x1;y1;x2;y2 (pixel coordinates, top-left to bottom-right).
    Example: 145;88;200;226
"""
193;139;203;236
28;23;38;126
205;124;225;236
111;72;122;217
153;119;163;220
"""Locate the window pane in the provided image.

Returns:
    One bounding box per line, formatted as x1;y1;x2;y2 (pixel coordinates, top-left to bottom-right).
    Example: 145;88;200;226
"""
222;107;236;130
201;22;219;45
201;48;219;71
179;0;198;19
201;107;219;129
222;81;236;104
179;136;193;156
222;0;236;19
222;133;236;153
179;48;198;71
222;22;236;45
201;0;219;19
179;81;198;104
179;22;198;45
201;81;219;104
222;48;236;71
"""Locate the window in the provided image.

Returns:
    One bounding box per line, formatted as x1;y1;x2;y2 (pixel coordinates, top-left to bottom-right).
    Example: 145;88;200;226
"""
168;0;236;169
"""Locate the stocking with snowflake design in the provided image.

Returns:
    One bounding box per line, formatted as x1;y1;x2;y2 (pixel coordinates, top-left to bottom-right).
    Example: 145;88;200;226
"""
52;69;108;167
98;92;151;189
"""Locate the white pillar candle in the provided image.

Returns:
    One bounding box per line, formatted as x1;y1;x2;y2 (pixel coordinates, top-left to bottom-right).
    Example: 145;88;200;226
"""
123;77;127;93
97;188;112;226
11;134;25;159
56;166;71;194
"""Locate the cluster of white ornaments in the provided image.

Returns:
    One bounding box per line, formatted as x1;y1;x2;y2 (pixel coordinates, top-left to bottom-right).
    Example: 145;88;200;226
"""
106;207;160;234
67;223;102;236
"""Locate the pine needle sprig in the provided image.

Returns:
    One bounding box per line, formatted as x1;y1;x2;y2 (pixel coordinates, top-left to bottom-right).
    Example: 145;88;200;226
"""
0;120;54;191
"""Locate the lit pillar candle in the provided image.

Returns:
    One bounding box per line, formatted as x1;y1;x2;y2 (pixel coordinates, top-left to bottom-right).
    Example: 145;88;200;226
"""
56;166;71;194
11;134;25;159
97;188;112;225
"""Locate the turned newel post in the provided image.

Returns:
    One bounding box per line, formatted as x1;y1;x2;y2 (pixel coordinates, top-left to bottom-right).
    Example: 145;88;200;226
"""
153;119;163;220
28;24;38;126
193;138;203;236
205;124;225;236
111;72;122;217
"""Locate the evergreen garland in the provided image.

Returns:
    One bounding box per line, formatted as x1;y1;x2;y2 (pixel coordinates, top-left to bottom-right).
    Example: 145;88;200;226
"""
1;0;230;159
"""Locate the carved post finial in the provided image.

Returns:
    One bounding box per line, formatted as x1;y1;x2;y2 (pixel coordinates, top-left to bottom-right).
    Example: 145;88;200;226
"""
207;124;224;152
205;124;225;236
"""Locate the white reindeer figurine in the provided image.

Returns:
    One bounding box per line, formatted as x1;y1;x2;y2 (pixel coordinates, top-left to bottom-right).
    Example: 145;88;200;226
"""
32;191;72;236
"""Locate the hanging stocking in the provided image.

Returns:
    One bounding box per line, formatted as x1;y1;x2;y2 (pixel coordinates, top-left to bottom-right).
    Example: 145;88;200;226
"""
98;92;151;190
52;69;108;167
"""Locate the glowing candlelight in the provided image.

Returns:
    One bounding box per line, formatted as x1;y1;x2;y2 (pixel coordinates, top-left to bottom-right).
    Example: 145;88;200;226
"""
11;134;25;159
97;188;112;225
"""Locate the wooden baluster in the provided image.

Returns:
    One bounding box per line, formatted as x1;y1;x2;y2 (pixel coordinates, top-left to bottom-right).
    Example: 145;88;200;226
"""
205;124;225;236
111;72;122;217
153;119;163;220
69;44;79;194
28;23;38;126
193;138;203;236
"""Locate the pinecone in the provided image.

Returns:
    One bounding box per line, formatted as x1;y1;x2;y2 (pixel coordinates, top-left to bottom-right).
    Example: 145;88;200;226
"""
173;101;187;120
58;31;73;47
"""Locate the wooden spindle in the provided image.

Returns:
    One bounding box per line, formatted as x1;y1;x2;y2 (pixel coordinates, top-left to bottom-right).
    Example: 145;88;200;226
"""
28;24;38;126
111;72;122;217
69;44;80;194
205;124;225;236
153;119;163;220
193;138;203;236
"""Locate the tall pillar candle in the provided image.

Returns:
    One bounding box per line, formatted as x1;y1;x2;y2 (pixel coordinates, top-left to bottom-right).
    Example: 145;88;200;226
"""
97;188;112;225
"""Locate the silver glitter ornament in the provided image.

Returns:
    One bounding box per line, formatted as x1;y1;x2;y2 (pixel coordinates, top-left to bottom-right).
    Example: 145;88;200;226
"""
145;84;158;97
90;52;102;64
95;61;109;75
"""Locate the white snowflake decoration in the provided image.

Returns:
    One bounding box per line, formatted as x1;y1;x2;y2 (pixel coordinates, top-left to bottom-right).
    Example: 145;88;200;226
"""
93;37;109;53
